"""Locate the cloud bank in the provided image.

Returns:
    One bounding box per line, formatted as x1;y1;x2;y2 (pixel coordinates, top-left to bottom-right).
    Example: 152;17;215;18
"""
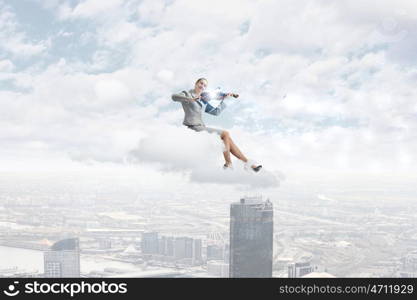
128;125;282;188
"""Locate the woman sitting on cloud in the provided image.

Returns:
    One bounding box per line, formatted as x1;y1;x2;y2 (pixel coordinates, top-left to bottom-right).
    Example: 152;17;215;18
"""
171;78;262;172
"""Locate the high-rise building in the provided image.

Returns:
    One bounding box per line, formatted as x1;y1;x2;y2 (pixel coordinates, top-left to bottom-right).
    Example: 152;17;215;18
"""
157;235;174;256
229;197;273;278
185;237;193;259
141;232;159;254
171;237;202;264
193;239;202;264
174;237;193;260
288;262;314;278
158;236;167;256
166;237;174;257
44;238;80;278
174;237;186;259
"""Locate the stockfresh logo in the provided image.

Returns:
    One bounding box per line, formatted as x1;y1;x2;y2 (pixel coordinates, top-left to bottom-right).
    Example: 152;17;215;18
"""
3;281;20;297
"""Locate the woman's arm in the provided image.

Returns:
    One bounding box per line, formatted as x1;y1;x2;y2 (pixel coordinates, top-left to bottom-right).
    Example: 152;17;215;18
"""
219;92;239;99
171;91;199;103
203;91;238;115
171;91;189;102
204;100;227;116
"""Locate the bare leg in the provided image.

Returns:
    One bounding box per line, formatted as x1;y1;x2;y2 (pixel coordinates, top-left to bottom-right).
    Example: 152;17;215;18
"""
226;133;261;170
220;131;261;170
221;131;232;166
228;137;248;163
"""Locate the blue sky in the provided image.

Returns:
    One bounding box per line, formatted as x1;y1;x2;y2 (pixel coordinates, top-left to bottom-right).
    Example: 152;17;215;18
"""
1;0;417;191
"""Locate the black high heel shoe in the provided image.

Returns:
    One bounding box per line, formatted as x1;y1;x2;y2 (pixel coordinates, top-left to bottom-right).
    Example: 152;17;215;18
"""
251;165;262;172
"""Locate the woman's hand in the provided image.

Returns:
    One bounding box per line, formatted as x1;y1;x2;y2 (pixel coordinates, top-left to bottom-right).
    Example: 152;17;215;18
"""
191;96;201;101
226;93;239;98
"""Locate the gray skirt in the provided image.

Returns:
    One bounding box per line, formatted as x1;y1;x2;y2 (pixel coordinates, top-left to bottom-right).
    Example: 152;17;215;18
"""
186;124;223;135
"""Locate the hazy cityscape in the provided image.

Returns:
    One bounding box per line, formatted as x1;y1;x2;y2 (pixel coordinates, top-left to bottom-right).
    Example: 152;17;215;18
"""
1;171;416;278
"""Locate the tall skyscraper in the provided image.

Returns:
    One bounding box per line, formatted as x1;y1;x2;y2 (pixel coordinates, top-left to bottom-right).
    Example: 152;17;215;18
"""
229;197;273;278
44;238;80;278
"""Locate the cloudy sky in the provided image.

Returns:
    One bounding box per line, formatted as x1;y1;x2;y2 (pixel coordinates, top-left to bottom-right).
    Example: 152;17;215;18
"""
1;0;417;196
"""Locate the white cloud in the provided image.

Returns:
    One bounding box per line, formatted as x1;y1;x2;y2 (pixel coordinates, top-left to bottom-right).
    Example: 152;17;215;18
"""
0;3;47;57
94;78;131;104
0;59;14;72
60;0;126;19
103;21;141;45
156;69;174;83
128;125;281;188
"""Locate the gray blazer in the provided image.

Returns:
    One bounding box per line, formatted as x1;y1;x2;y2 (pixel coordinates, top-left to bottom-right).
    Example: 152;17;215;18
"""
171;89;226;126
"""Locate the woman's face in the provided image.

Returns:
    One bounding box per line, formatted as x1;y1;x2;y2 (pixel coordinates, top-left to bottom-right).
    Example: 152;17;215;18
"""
195;79;208;93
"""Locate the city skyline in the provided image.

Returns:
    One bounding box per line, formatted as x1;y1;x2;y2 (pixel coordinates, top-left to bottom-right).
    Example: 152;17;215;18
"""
1;183;417;278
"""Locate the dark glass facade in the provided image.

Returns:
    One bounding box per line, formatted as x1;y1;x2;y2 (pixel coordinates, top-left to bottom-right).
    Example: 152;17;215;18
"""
229;197;273;278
